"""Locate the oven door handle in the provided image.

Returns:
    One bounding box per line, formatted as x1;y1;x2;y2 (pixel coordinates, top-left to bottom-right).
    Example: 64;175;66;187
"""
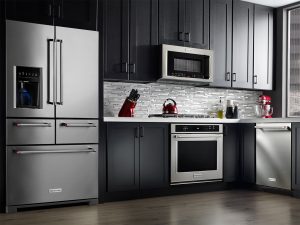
172;135;223;139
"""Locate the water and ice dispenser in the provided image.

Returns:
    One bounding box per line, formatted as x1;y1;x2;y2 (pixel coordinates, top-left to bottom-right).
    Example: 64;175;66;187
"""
16;66;41;109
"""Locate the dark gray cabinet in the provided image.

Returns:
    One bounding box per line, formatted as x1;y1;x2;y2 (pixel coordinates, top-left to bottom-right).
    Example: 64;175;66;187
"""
107;123;169;192
104;0;159;82
232;0;254;89
240;123;256;184
292;123;300;193
210;0;232;88
223;124;239;182
253;5;273;90
6;0;98;30
210;0;273;90
158;0;210;49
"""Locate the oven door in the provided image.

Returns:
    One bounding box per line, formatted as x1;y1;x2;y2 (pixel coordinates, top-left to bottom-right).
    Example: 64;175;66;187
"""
171;134;223;184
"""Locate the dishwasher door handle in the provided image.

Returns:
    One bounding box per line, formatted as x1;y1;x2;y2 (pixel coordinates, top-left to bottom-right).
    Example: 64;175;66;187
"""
255;125;291;131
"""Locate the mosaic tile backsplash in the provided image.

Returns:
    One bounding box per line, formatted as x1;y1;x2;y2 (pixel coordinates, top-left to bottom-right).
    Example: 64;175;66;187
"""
104;82;262;118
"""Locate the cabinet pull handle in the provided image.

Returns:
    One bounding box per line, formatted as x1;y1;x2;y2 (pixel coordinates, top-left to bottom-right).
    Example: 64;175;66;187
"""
254;75;258;84
58;4;62;19
121;62;128;73
232;73;237;82
179;32;184;41
135;127;140;138
225;72;231;81
140;127;144;138
185;32;191;42
129;63;136;74
48;4;52;17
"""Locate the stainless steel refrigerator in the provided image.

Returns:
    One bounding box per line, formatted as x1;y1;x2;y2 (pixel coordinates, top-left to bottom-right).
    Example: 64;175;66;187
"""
5;20;99;213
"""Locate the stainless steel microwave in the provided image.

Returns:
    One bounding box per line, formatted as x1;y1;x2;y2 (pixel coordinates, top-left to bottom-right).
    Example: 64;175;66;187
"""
160;44;214;84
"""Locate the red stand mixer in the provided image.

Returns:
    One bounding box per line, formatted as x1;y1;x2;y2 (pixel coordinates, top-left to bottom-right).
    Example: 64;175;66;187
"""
255;95;273;118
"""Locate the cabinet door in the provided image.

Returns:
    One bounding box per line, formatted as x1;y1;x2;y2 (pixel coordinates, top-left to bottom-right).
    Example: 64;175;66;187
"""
6;0;53;25
55;0;98;30
292;124;300;192
185;0;210;49
104;0;130;80
107;123;139;192
129;0;159;82
240;123;256;184
223;124;239;182
55;26;99;118
210;0;232;88
139;124;169;190
232;0;254;89
158;0;185;45
253;5;273;90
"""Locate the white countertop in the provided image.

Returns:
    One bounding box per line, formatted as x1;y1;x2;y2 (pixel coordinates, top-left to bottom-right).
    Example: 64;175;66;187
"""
104;117;300;123
103;117;300;123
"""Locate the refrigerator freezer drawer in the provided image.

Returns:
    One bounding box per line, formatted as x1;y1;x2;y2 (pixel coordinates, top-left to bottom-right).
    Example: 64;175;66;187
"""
56;120;99;144
7;145;98;206
6;119;55;145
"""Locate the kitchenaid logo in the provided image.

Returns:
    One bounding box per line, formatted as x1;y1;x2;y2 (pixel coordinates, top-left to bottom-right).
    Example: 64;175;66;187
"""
49;188;63;193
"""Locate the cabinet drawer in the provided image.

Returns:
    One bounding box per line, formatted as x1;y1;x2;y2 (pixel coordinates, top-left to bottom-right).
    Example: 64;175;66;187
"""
56;120;98;144
7;145;98;205
6;119;55;145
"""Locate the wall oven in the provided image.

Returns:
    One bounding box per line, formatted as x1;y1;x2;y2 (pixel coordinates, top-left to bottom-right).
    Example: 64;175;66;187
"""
160;44;214;84
171;124;223;185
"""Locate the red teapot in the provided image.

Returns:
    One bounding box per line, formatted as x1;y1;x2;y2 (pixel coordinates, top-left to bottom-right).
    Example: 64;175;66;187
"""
162;99;178;114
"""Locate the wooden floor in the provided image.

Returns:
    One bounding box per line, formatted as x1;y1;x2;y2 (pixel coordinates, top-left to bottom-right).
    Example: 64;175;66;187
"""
1;190;300;225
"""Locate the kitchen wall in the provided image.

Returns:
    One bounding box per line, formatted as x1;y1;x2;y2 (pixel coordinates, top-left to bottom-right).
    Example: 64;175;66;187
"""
104;82;262;118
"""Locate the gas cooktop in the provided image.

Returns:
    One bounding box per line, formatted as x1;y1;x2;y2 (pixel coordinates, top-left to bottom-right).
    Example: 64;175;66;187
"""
148;114;210;118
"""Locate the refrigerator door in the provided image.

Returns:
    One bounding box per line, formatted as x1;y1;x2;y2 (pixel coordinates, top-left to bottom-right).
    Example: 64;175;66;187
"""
6;20;55;118
7;145;98;206
56;119;99;144
6;119;55;145
55;26;99;118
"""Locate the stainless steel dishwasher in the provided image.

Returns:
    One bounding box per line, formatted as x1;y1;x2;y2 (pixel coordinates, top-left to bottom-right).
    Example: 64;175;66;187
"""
255;123;292;190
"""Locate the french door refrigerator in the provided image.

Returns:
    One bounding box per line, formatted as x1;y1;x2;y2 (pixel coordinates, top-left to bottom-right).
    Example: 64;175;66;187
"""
5;20;99;213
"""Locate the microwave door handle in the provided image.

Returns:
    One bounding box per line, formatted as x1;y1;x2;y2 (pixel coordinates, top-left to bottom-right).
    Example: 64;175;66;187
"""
56;39;63;105
47;39;54;105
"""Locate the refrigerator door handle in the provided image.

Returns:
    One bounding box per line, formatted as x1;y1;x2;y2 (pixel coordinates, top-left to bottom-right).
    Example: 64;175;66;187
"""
13;147;96;155
56;39;63;105
47;39;54;105
13;122;52;127
60;122;97;127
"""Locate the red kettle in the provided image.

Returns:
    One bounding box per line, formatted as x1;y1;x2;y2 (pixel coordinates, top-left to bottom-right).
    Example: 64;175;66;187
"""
163;99;178;114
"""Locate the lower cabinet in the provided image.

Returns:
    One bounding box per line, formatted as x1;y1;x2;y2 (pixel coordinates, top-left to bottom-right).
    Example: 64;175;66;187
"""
240;123;256;184
292;123;300;193
223;124;240;182
107;123;169;192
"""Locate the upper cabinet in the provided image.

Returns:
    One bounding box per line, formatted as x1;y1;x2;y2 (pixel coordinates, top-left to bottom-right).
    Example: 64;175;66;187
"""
103;0;159;82
6;0;98;30
210;0;273;90
253;5;274;90
210;0;232;88
158;0;210;49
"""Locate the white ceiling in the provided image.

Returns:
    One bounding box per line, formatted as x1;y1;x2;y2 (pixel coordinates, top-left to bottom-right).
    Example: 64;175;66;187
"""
242;0;299;8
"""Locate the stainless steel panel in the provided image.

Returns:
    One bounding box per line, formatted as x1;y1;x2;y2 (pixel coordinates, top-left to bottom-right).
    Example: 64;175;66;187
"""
6;119;55;145
6;20;55;118
256;123;291;190
56;120;98;144
55;27;99;118
7;145;98;205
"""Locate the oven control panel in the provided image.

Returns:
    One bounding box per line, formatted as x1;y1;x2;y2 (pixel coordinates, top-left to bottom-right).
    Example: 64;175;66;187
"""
172;124;222;133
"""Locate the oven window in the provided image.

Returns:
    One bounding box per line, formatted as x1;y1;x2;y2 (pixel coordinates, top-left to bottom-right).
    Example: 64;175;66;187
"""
177;141;217;172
